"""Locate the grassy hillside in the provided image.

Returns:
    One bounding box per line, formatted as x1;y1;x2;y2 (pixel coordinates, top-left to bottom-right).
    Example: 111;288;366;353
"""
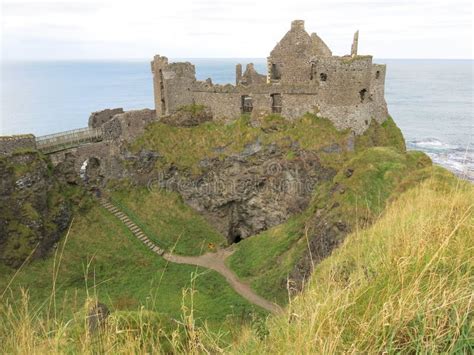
131;114;405;174
228;147;433;304
235;171;473;353
2;111;470;352
0;200;263;345
1;167;470;353
108;185;226;255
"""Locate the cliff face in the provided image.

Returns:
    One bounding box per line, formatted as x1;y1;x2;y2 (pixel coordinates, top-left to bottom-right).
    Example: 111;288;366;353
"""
0;152;73;267
157;143;334;243
126;112;407;247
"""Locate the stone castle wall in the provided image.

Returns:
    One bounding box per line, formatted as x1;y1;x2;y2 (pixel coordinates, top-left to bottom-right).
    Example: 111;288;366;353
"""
151;20;389;134
0;135;37;156
88;108;124;129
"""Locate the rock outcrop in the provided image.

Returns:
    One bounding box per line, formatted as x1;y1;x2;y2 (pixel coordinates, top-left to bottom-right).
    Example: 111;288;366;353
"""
153;143;334;243
160;105;213;127
0;152;73;267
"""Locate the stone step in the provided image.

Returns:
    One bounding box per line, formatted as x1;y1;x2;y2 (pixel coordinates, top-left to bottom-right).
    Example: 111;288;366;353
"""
98;198;167;257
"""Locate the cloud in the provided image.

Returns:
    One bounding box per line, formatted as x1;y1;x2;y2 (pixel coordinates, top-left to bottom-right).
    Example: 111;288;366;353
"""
2;1;101;16
1;0;472;60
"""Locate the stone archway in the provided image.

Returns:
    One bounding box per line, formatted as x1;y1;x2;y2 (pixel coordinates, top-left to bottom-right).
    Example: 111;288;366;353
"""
80;157;103;186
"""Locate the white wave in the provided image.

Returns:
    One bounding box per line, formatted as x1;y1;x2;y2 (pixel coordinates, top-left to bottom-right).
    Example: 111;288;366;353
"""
407;138;474;182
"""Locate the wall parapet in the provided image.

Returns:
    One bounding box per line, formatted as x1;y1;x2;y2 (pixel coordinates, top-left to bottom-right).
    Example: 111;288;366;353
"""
0;134;37;156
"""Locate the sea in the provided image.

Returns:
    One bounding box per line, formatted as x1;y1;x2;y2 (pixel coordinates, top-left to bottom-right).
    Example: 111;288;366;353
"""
1;59;473;181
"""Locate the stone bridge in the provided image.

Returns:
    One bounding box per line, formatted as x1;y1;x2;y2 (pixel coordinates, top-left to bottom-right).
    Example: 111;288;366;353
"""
45;109;157;185
36;127;103;154
1;109;157;185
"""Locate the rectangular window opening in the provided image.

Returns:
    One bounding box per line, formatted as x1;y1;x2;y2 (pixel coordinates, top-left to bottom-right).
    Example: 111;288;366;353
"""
241;95;253;113
271;93;282;113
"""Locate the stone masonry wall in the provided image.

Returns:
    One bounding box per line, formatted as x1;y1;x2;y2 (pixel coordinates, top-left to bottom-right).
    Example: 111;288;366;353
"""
88;108;124;128
151;20;389;134
0;135;37;156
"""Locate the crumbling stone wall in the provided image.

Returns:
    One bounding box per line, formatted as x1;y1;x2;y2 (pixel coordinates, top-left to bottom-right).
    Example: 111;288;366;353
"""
0;135;36;156
49;109;157;184
151;57;195;116
102;109;155;141
88;108;124;129
238;63;267;86
151;19;389;134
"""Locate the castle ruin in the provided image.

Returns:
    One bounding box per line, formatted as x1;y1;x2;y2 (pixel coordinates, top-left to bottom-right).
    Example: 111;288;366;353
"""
151;20;388;134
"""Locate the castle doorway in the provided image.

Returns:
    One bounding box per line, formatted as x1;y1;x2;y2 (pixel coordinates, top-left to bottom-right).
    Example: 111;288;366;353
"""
241;95;253;113
271;93;282;113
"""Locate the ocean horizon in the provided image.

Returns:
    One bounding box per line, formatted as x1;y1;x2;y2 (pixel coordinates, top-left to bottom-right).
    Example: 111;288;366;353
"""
1;58;473;180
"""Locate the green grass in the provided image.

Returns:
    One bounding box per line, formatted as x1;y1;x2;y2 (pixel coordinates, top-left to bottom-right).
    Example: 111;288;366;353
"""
235;171;474;353
108;185;226;255
227;215;307;304
131;113;396;174
0;202;264;330
228;147;434;305
1;168;469;353
355;116;406;153
176;103;208;115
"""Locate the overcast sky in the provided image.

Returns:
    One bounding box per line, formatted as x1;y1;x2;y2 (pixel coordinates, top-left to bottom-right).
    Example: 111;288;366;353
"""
1;0;473;60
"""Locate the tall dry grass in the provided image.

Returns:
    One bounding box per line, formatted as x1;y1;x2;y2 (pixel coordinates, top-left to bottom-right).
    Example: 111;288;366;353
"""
234;175;473;353
1;174;472;353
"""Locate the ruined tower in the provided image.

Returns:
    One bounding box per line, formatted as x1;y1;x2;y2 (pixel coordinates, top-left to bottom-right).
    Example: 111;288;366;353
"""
351;30;359;56
151;20;389;134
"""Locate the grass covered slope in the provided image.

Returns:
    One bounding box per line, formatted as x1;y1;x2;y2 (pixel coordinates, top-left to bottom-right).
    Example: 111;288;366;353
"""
236;172;473;353
0;201;261;327
109;185;226;255
228;147;433;304
131;113;405;174
1;169;470;353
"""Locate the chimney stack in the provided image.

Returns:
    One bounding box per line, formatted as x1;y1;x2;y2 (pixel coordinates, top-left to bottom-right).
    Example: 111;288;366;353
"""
291;20;305;31
351;30;359;56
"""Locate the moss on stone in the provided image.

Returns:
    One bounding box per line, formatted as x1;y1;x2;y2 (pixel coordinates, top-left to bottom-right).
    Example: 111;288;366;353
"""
176;103;207;115
355;116;406;153
131;113;361;174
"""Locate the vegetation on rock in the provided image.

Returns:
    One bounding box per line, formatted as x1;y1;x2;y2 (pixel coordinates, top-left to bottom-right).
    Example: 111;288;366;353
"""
1;112;471;353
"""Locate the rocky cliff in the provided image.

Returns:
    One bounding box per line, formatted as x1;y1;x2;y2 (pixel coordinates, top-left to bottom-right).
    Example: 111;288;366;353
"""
127;112;407;246
0;151;75;267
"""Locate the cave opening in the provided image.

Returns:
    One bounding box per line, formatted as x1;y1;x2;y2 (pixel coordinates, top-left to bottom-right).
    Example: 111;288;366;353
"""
230;231;243;244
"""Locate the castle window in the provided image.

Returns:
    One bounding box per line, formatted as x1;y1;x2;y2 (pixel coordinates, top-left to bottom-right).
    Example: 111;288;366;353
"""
241;95;253;113
320;73;327;81
270;63;281;81
359;89;367;103
375;70;380;79
271;93;282;113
